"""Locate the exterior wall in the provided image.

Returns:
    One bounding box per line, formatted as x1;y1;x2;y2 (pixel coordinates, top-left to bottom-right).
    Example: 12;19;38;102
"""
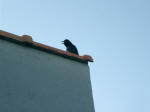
0;39;95;112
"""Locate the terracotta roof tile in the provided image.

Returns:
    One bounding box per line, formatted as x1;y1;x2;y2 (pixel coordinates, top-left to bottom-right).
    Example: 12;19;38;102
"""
0;30;93;63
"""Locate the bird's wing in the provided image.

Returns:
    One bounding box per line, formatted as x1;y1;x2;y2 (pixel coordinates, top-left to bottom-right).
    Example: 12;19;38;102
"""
67;45;79;55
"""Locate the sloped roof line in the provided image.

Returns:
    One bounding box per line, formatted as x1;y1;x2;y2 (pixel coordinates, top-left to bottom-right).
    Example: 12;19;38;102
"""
0;30;93;63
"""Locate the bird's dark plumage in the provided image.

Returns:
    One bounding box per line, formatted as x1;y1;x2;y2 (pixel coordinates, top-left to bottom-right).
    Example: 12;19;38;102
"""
62;39;79;55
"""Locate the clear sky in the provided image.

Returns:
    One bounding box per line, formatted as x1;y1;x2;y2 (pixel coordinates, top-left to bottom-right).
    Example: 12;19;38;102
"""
1;0;150;112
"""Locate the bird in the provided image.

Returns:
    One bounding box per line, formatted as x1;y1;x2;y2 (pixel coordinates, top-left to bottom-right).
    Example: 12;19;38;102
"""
62;39;79;55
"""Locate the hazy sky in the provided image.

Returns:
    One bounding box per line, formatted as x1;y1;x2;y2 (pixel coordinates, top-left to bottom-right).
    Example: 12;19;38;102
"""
1;0;150;112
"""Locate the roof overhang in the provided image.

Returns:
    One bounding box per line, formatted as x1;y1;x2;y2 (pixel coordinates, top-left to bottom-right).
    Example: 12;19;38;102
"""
0;30;93;64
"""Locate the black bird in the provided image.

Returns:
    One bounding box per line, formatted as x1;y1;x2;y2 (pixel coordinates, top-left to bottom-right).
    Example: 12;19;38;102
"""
62;39;79;55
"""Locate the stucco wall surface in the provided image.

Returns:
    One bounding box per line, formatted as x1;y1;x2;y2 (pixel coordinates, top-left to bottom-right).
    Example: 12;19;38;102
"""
0;39;94;112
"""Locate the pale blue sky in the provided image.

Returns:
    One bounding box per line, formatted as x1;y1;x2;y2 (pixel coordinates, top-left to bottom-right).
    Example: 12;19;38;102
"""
1;0;150;112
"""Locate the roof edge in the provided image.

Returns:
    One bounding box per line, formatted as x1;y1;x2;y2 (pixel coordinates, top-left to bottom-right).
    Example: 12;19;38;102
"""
0;30;93;63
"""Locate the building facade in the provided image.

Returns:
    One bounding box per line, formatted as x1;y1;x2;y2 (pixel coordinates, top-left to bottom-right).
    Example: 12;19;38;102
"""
0;30;95;112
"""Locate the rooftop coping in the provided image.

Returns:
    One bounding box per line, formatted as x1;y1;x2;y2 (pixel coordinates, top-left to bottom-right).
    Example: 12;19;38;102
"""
0;30;93;63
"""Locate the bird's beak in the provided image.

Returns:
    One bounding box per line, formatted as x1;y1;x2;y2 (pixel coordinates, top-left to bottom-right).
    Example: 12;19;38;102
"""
61;41;64;44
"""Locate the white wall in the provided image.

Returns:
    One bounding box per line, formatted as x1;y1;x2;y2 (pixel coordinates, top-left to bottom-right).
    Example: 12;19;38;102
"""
0;39;95;112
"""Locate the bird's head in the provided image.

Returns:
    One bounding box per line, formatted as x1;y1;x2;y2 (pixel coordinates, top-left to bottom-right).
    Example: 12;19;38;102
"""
62;39;72;47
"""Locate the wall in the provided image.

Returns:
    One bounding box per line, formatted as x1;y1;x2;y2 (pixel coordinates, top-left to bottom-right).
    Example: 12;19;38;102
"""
0;39;95;112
